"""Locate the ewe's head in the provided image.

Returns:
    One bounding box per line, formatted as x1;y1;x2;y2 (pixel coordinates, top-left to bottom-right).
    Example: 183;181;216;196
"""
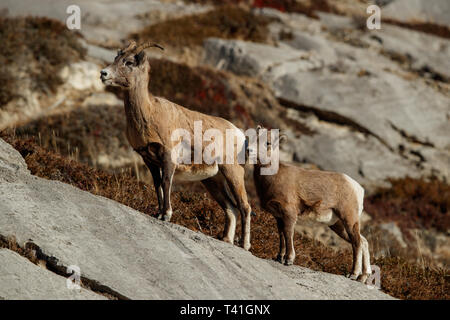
100;40;164;89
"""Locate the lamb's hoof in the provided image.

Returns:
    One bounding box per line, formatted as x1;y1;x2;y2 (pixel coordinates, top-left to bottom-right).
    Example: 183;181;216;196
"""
284;259;294;266
274;255;284;264
357;273;370;284
241;242;251;251
162;215;171;222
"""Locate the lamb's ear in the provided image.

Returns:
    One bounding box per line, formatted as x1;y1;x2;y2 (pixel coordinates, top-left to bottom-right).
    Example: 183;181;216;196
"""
279;134;288;145
135;50;147;65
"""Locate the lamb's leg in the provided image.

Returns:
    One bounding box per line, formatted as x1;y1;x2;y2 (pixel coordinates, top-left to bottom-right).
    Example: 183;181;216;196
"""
329;220;350;242
282;210;297;266
331;220;370;282
275;218;286;264
359;235;372;283
343;220;363;280
220;165;252;251
160;152;176;222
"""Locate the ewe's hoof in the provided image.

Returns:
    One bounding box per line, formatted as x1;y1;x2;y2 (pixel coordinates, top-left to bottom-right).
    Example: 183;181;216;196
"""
347;273;359;281
222;237;233;244
284;259;294;266
274;255;284;264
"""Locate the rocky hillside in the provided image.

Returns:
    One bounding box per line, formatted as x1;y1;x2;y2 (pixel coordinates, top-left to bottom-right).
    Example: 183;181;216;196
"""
0;138;393;300
0;0;448;299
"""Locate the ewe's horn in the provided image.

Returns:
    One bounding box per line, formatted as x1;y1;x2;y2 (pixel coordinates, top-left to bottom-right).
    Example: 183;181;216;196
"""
136;42;165;52
119;40;137;55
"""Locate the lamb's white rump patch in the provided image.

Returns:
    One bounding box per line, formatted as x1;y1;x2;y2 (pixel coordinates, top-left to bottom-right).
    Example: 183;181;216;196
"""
343;174;365;216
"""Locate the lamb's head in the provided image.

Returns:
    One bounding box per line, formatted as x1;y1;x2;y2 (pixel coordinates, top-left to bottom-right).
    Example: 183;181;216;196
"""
100;40;164;89
255;125;287;165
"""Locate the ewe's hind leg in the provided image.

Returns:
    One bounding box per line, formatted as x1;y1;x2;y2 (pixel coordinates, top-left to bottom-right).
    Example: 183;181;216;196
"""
275;218;286;264
201;177;238;244
220;165;252;251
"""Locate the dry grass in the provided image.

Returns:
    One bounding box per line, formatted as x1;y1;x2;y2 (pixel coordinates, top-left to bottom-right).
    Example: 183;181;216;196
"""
0;16;85;106
384;19;450;40
132;6;274;49
2;133;448;300
365;177;450;236
184;0;336;18
8;104;129;166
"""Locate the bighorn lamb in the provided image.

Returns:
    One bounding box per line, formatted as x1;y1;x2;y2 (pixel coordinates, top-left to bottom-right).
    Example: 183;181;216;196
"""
253;127;371;282
100;41;253;250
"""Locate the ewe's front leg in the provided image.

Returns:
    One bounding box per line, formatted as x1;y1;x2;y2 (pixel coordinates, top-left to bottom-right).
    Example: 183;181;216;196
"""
145;161;164;217
160;152;176;222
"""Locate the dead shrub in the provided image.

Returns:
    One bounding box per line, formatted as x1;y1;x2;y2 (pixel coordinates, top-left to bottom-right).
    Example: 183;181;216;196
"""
131;6;274;48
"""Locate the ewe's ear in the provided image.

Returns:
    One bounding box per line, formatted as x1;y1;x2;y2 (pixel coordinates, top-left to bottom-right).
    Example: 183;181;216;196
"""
135;51;147;66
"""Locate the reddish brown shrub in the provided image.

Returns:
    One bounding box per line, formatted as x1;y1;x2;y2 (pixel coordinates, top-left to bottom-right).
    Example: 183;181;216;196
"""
365;177;450;235
132;6;274;49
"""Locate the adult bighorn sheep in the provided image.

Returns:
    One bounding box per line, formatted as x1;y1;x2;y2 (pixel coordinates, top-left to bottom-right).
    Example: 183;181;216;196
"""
253;127;371;283
100;41;253;250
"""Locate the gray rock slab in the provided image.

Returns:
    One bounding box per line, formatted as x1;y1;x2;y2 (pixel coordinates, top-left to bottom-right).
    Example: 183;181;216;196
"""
0;249;105;300
0;138;393;299
1;0;209;46
203;34;450;184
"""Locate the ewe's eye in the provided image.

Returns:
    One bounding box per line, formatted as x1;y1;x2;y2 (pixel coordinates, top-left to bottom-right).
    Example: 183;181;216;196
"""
125;60;133;67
